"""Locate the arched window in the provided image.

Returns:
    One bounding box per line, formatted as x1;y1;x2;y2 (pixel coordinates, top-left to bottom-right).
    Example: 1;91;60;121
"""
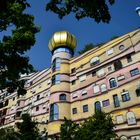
50;104;59;121
114;60;122;71
59;94;66;101
95;101;101;112
126;112;136;125
52;74;61;85
136;87;140;97
52;58;61;72
100;84;107;92
109;78;117;88
90;57;100;66
119;45;125;50
120;136;127;140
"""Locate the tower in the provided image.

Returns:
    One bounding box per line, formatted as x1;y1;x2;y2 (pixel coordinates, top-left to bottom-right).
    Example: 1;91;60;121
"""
48;31;76;136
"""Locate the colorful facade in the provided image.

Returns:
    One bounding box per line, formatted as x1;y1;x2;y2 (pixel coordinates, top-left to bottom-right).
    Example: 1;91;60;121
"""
0;29;140;140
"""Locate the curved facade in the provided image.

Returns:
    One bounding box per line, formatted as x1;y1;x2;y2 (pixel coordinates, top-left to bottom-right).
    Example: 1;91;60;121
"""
0;29;140;139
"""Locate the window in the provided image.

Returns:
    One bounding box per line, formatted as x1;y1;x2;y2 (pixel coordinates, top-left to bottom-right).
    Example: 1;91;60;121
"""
131;136;140;140
52;74;60;85
120;136;127;140
100;84;107;92
95;101;101;112
127;55;132;63
130;68;139;77
53;48;73;55
93;85;100;94
117;75;125;81
109;78;117;88
43;104;46;109
113;95;120;107
59;94;66;101
92;71;96;76
80;64;83;69
90;57;100;66
106;48;113;55
83;105;88;112
17;101;20;106
81;90;87;96
52;58;61;72
79;75;86;82
47;78;51;85
50;104;59;121
119;45;125;50
126;112;136;125
72;80;76;85
5;100;9;106
116;115;124;124
71;68;76;74
108;66;112;71
37;95;40;100
72;93;77;99
122;91;130;102
114;60;122;71
102;99;110;107
72;108;77;114
36;106;39;111
136;88;140;97
97;69;105;77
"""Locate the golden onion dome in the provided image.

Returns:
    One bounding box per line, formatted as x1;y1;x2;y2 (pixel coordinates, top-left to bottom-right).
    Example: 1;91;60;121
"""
48;31;76;53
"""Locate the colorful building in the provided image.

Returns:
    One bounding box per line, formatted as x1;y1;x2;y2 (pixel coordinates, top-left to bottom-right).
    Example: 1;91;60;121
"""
0;29;140;140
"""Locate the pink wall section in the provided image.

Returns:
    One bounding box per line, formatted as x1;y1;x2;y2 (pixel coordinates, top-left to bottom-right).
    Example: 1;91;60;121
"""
70;62;140;102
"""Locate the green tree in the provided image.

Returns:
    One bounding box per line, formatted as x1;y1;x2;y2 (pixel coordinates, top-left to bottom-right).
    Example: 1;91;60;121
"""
60;111;117;140
46;0;115;23
78;43;95;55
0;114;47;140
60;117;79;140
16;114;40;140
0;0;39;96
0;127;20;140
110;36;119;40
76;111;116;140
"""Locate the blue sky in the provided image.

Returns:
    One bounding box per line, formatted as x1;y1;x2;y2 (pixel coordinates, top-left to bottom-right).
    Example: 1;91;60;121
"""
2;0;140;71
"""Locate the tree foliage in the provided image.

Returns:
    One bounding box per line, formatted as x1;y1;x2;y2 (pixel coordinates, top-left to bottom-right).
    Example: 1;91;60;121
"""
0;0;39;95
78;43;95;55
0;127;20;140
60;111;117;140
46;0;115;23
0;114;45;140
60;117;78;140
16;114;40;140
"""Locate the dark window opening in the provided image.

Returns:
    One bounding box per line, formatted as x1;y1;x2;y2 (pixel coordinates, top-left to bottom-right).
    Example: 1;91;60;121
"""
71;68;76;74
127;55;132;63
83;105;88;112
114;60;122;71
52;74;60;85
136;88;140;97
122;92;130;102
52;58;61;72
113;95;120;107
92;71;96;76
109;78;117;88
36;106;39;111
50;104;59;121
37;95;40;101
59;94;66;101
130;68;139;77
72;80;76;85
95;101;101;112
72;108;77;114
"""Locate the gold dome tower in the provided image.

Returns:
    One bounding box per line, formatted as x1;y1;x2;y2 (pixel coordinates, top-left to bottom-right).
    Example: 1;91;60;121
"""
48;31;76;54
